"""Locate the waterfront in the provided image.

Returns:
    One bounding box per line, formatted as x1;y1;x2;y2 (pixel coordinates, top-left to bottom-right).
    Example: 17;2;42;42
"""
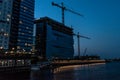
0;62;120;80
53;62;120;80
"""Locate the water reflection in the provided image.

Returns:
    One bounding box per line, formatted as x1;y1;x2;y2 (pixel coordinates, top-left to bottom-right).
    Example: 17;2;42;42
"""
0;72;30;80
31;69;53;80
0;63;106;80
54;70;75;80
1;63;120;80
53;63;106;80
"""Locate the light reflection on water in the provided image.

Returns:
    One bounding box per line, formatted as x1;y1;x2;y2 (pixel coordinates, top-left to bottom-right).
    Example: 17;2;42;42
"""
53;63;107;80
0;62;120;80
54;62;120;80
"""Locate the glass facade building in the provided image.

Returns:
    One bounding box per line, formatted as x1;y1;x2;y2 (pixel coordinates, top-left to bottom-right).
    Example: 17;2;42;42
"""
0;0;13;49
0;0;34;52
35;17;74;59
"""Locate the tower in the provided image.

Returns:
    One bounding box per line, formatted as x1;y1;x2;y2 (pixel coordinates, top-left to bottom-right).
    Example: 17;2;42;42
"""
0;0;35;52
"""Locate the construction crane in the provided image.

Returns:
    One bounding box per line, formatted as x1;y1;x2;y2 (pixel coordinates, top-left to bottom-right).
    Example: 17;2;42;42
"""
73;32;90;58
83;48;87;56
52;2;83;25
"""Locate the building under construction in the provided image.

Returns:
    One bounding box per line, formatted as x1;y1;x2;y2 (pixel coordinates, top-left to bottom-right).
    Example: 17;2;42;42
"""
34;17;74;59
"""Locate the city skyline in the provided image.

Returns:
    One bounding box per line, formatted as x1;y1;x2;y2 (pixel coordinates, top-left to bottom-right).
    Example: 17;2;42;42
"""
35;0;120;58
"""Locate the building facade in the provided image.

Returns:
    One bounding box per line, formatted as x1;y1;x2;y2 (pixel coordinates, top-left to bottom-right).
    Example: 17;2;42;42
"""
35;17;74;59
0;0;13;49
0;0;34;52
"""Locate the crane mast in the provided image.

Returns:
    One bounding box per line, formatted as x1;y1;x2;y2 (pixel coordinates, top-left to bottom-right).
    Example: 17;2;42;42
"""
52;2;83;25
52;2;87;58
83;48;87;56
73;32;90;58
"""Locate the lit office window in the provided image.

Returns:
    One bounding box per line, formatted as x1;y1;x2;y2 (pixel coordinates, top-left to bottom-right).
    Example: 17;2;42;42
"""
19;20;23;24
21;33;24;35
26;27;29;29
25;43;27;46
7;18;10;21
24;7;27;10
17;46;20;49
7;14;11;17
18;40;21;42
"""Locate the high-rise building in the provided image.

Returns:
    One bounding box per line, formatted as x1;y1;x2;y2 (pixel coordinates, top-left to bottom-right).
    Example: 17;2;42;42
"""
35;17;74;59
0;0;34;52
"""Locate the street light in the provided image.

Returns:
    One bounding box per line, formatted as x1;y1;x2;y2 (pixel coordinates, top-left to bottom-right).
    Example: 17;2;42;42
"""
0;47;3;49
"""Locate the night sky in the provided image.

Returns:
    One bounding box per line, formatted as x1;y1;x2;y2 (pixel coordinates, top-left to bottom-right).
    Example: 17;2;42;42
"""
35;0;120;59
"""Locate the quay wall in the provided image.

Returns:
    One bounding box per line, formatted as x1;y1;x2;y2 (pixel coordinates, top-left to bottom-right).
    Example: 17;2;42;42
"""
52;60;106;73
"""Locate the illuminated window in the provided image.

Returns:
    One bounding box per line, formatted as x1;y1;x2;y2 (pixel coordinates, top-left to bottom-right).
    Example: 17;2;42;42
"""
4;33;9;37
17;46;20;49
25;43;27;46
26;27;29;29
19;20;23;24
21;33;24;35
7;14;11;17
7;18;10;21
23;6;27;12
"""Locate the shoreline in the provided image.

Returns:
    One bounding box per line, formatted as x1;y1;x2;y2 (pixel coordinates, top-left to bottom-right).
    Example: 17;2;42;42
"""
53;60;106;73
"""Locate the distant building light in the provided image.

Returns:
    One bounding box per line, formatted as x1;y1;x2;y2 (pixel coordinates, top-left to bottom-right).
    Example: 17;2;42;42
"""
0;47;3;49
26;27;29;29
7;18;10;21
19;20;23;24
17;46;20;49
12;48;15;50
4;33;9;37
8;14;10;17
25;43;27;46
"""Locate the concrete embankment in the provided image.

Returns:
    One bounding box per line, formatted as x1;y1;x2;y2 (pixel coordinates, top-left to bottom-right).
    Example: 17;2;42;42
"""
31;60;106;74
52;60;106;65
53;60;105;73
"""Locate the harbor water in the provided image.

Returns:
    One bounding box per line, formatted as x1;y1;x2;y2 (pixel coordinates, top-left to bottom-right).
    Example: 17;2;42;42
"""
0;62;120;80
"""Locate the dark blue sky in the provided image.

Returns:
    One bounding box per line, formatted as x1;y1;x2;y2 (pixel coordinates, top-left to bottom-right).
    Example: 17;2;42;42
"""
35;0;120;58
